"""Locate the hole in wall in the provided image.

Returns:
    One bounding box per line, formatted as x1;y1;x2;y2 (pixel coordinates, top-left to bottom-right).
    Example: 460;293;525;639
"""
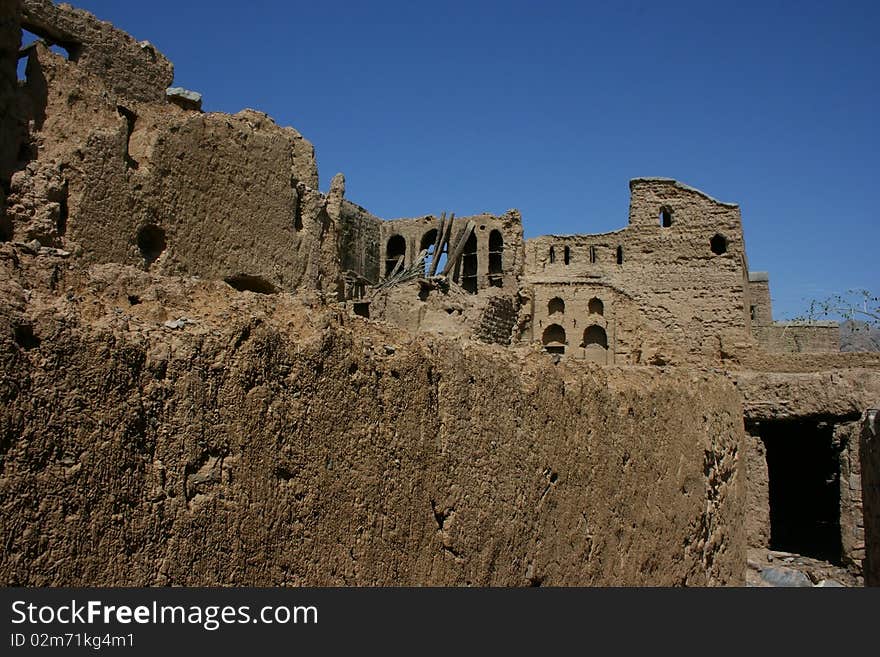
57;184;68;236
136;224;166;266
353;302;370;318
659;207;673;228
293;191;303;231
563;245;570;265
13;324;40;350
616;245;624;265
117;105;139;169
549;246;555;264
710;233;728;255
548;297;565;315
127;294;142;306
224;274;280;295
588;297;604;315
20;25;81;61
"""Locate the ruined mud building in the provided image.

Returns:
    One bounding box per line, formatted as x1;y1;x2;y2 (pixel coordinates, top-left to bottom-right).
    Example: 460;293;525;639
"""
0;0;878;586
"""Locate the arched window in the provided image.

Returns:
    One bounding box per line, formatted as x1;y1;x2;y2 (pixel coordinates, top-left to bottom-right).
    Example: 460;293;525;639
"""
563;245;570;265
616;245;623;265
549;246;556;264
542;324;566;354
588;297;604;315
420;229;439;273
710;233;728;255
385;234;406;277
548;297;565;315
421;229;438;257
461;232;478;294
583;325;607;348
659;207;673;227
488;230;503;287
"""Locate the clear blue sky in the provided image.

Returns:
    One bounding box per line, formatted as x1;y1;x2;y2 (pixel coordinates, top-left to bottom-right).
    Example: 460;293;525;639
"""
50;1;879;320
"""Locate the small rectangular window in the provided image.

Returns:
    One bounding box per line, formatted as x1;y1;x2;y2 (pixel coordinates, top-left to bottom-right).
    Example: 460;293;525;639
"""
589;246;597;264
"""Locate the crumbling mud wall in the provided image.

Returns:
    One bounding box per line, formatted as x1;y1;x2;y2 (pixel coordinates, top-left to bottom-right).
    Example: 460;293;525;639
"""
5;1;337;295
0;254;745;586
20;0;173;103
339;197;382;286
525;179;750;364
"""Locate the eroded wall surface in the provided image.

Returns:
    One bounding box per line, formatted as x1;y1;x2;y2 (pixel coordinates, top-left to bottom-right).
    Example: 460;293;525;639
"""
0;256;745;586
5;3;337;295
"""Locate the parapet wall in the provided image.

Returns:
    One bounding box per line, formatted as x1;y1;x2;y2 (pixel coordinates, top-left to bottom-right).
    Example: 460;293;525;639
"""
752;323;840;354
0;255;746;585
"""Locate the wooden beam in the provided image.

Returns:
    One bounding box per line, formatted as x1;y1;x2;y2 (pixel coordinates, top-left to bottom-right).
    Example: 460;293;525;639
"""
441;220;475;278
427;212;446;276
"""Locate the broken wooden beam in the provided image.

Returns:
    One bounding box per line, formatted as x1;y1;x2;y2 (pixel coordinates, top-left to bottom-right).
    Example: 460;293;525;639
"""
441;220;475;278
427;212;447;276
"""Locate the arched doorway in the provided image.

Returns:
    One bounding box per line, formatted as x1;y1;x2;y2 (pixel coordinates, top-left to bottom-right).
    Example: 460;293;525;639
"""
385;234;406;277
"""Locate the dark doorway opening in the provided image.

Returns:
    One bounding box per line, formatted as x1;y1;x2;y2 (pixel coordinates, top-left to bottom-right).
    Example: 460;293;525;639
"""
385;234;406;278
762;420;841;563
